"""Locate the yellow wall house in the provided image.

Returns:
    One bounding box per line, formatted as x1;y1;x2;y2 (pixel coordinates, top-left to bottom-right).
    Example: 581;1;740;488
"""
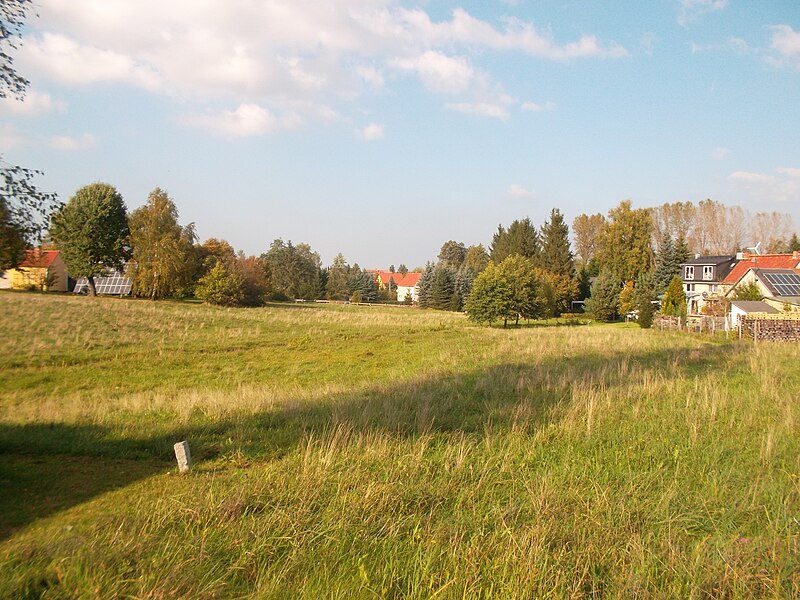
8;250;68;292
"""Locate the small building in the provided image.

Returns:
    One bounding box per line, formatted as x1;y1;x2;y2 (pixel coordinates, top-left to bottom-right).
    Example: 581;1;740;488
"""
680;255;737;315
728;300;779;328
394;272;421;303
5;249;68;292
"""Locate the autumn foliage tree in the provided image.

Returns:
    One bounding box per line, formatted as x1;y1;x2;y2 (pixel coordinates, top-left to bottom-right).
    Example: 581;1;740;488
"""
128;188;197;299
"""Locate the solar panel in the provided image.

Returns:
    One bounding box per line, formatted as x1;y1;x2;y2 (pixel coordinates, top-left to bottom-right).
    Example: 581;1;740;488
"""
73;272;132;295
762;271;800;297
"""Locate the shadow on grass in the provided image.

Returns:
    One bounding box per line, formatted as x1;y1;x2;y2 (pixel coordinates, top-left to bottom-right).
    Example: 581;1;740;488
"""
0;339;734;540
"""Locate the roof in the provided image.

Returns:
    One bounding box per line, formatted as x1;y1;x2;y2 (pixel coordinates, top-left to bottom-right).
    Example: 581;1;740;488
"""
19;249;61;269
723;253;800;285
729;300;778;314
394;272;421;287
682;255;736;266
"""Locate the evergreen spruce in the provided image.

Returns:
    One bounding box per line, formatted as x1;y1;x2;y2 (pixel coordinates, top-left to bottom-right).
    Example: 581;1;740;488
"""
584;271;620;322
539;208;574;276
489;218;540;263
654;234;679;294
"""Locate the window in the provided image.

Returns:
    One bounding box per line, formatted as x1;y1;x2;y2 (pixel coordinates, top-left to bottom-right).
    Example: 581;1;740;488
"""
686;283;695;292
684;266;694;279
702;266;713;280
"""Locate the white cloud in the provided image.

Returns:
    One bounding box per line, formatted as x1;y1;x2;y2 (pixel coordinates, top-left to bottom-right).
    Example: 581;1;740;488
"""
22;32;161;89
356;65;385;89
359;122;384;140
677;0;727;27
711;147;729;160
182;104;302;137
0;90;66;116
507;184;534;199
768;25;800;69
776;167;800;178
391;51;474;94
520;100;556;112
446;101;509;120
729;167;800;204
17;2;627;134
729;171;774;184
49;133;97;150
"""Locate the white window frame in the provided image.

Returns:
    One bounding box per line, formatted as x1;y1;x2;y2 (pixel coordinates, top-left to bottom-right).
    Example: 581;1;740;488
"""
702;266;713;281
684;266;694;279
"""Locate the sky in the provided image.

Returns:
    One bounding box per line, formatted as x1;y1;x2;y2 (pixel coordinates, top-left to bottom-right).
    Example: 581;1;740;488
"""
1;0;799;269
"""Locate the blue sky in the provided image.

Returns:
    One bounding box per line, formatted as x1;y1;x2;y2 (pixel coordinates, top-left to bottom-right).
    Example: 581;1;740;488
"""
1;0;799;268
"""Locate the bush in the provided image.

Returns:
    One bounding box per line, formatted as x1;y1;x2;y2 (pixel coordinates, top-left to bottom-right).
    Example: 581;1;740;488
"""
194;262;245;306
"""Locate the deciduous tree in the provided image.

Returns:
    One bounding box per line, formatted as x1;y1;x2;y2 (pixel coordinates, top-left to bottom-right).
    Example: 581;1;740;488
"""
572;213;606;265
128;188;197;299
49;183;130;296
596;200;653;283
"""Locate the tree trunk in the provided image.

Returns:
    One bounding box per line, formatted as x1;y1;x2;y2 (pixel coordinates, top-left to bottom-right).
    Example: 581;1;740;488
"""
87;275;97;296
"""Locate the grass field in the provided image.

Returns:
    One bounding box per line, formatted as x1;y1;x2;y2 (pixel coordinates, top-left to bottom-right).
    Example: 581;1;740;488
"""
1;291;798;598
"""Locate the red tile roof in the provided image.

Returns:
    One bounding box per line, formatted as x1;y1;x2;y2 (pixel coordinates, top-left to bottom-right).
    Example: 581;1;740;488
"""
19;249;61;269
393;272;421;287
723;253;800;285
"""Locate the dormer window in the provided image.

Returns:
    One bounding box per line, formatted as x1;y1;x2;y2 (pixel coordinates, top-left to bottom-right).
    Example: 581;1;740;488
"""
702;266;713;280
684;266;694;279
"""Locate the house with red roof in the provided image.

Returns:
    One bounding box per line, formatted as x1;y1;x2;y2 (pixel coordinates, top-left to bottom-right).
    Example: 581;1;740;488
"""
3;249;68;292
366;269;421;302
393;272;421;303
722;251;800;311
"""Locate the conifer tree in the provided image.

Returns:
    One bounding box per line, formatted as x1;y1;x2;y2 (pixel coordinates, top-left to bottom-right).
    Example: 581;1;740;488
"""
490;218;540;263
539;208;574;277
326;253;350;300
661;275;687;317
584;270;620;322
654;234;679;294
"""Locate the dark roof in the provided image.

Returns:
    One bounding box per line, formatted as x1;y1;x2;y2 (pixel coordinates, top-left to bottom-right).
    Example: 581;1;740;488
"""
682;255;736;266
729;300;778;314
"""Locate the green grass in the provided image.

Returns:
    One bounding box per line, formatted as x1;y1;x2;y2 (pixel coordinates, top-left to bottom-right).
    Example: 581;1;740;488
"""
0;291;798;598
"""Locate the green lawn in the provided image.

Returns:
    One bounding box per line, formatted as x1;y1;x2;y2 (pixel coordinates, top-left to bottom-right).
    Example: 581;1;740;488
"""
0;291;798;598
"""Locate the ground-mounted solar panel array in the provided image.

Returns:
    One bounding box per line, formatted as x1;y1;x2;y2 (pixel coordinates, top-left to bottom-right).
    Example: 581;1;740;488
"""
762;271;800;297
73;273;132;295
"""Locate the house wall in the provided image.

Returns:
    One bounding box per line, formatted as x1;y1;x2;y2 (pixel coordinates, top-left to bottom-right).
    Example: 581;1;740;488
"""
0;273;10;289
396;285;417;302
7;257;67;292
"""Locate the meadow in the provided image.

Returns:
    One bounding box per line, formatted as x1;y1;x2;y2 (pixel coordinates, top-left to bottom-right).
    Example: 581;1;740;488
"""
0;291;798;598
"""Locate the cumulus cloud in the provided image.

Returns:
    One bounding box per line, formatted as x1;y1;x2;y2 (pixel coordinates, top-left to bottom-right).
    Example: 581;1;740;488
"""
49;133;97;150
677;0;727;27
446;101;510;120
181;104;303;137
768;25;800;69
391;51;474;94
729;167;800;204
0;90;66;116
507;184;534;199
17;0;627;133
359;122;384;140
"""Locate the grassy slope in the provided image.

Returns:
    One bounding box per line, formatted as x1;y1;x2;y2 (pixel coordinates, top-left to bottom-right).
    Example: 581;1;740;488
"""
0;291;798;598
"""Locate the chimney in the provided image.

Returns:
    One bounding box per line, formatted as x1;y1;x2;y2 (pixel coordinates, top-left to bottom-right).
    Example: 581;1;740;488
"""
793;250;799;259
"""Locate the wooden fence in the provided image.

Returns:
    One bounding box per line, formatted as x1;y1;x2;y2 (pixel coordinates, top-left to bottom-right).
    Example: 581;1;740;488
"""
738;313;800;342
655;315;726;335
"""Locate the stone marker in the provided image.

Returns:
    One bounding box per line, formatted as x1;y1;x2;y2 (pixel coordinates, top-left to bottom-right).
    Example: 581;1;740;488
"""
174;441;192;472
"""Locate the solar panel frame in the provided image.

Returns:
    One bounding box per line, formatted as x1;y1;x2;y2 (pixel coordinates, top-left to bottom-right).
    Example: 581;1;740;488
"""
761;271;800;297
73;272;133;295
